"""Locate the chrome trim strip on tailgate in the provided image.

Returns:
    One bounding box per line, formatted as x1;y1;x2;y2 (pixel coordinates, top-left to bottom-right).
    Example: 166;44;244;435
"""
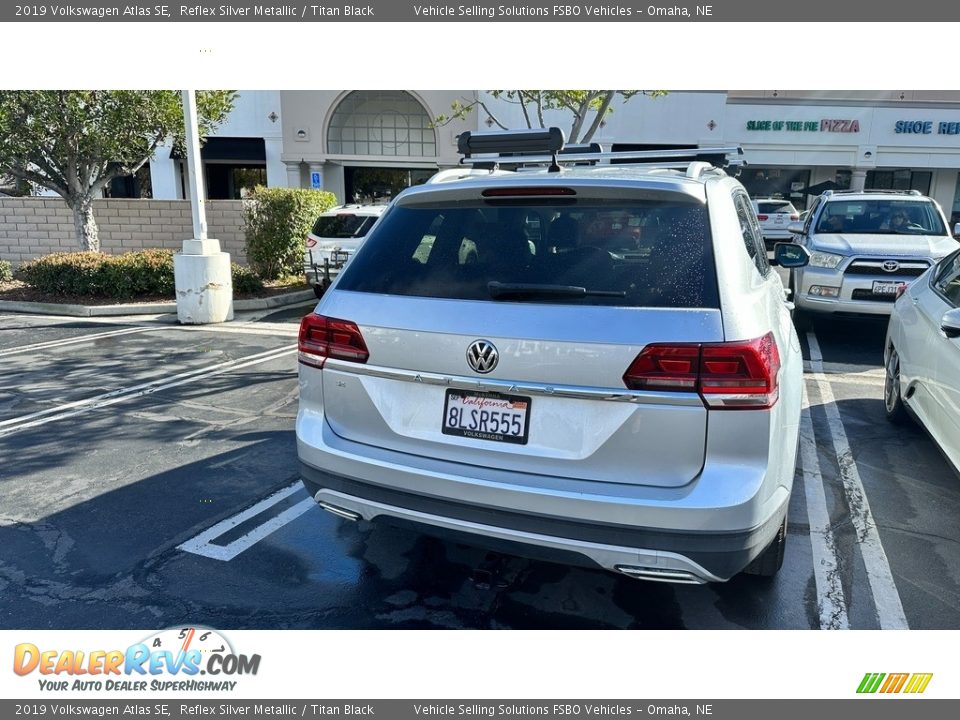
322;358;705;407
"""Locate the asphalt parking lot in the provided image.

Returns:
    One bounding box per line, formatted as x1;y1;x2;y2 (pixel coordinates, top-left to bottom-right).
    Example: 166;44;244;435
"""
1;304;959;630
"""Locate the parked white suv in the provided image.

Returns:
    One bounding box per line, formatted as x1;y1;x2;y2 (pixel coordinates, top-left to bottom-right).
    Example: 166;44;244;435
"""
304;204;386;296
787;190;959;327
296;130;809;584
751;197;800;249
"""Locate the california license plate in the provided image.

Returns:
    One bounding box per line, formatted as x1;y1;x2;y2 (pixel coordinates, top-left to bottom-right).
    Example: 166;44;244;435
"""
442;390;531;445
872;280;905;296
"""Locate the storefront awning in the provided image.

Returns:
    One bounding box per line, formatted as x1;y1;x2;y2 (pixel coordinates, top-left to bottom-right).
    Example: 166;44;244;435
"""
169;137;266;162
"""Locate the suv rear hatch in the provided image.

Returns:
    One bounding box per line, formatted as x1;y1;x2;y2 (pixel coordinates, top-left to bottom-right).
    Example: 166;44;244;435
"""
310;182;726;489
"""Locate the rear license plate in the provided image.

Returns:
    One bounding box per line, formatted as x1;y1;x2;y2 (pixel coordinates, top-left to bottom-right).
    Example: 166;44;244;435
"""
872;280;906;296
442;390;531;445
774;215;784;224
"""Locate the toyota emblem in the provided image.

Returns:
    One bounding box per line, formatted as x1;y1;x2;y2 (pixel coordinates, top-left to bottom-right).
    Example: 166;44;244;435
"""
466;340;499;374
882;260;900;273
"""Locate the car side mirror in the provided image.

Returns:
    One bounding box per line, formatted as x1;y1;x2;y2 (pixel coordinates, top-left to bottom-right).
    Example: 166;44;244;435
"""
787;222;805;235
773;243;810;268
942;308;960;338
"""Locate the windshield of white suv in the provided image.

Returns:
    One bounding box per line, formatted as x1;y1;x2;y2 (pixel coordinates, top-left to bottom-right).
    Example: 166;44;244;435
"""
310;214;377;239
336;200;719;309
814;199;946;235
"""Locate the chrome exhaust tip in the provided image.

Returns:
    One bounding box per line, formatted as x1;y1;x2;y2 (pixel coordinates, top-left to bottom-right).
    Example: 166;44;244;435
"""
316;500;362;522
615;565;706;585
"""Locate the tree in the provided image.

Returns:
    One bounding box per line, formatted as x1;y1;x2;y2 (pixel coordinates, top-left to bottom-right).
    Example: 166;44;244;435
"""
434;91;667;145
0;91;236;251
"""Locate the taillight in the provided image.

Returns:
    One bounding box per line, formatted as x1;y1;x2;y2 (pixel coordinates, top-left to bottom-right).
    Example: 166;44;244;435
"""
756;214;769;221
623;345;700;392
298;313;369;368
700;334;780;409
305;236;317;248
622;332;780;410
790;213;800;221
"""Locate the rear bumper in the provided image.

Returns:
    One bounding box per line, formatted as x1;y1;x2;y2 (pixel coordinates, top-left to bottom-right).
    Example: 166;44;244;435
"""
761;228;794;243
297;427;791;583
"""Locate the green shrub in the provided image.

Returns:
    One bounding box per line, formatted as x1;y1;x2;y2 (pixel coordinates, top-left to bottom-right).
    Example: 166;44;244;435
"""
100;249;176;297
0;259;12;283
17;250;175;299
16;250;271;299
243;186;337;280
231;263;264;294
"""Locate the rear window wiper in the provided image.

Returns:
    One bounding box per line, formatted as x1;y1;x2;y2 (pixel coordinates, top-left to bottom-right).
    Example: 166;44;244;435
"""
487;281;626;300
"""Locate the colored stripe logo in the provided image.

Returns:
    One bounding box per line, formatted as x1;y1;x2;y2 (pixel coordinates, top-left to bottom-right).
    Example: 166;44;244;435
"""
857;673;933;694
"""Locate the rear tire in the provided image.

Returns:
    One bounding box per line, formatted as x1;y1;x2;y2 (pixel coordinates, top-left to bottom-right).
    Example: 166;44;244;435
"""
743;514;787;578
884;347;911;426
313;277;332;299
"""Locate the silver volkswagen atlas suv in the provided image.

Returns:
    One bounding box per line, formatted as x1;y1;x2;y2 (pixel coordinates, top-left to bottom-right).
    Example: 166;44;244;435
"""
787;189;959;328
296;130;810;584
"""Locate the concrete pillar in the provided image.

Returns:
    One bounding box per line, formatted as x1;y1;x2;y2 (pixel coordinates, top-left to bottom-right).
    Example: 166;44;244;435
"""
174;90;233;325
850;169;868;192
264;137;286;189
149;140;181;200
285;161;303;188
930;169;959;216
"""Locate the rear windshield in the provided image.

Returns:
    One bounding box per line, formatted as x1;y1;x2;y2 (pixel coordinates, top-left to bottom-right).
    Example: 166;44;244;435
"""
815;199;947;235
311;214;377;239
756;201;796;214
336;200;719;308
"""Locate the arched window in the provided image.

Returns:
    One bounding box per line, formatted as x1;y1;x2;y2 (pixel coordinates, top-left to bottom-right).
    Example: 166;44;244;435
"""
327;91;436;158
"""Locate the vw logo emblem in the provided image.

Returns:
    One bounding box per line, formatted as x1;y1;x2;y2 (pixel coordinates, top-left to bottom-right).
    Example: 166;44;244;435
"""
466;340;499;374
883;260;900;273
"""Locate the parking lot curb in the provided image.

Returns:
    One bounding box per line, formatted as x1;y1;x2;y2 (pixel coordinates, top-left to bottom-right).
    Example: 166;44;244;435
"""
0;289;317;317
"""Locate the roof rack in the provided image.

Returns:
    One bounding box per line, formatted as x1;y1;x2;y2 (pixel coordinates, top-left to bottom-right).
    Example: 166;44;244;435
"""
456;127;744;174
823;189;923;197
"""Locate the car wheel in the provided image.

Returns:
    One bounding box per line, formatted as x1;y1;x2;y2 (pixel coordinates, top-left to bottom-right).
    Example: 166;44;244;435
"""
743;514;787;578
884;347;911;425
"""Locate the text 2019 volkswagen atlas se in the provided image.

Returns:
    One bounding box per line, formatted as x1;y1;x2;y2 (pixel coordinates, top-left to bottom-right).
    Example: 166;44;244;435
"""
296;130;810;583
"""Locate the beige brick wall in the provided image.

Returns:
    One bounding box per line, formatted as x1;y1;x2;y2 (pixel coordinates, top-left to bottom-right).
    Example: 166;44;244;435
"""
0;198;247;267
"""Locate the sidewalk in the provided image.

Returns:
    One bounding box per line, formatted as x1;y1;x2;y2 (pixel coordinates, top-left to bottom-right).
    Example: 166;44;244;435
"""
0;289;317;318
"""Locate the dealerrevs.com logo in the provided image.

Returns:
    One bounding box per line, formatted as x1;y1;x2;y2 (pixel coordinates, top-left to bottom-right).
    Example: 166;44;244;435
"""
857;673;933;694
13;627;260;692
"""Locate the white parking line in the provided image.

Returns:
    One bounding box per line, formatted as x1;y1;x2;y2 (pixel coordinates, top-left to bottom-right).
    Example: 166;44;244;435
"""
800;384;849;630
803;360;886;377
0;345;296;438
806;330;909;629
178;481;315;561
0;326;153;358
178;322;300;338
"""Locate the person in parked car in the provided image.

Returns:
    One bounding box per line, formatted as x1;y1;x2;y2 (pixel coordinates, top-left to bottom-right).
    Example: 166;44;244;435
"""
821;214;846;233
885;211;911;232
